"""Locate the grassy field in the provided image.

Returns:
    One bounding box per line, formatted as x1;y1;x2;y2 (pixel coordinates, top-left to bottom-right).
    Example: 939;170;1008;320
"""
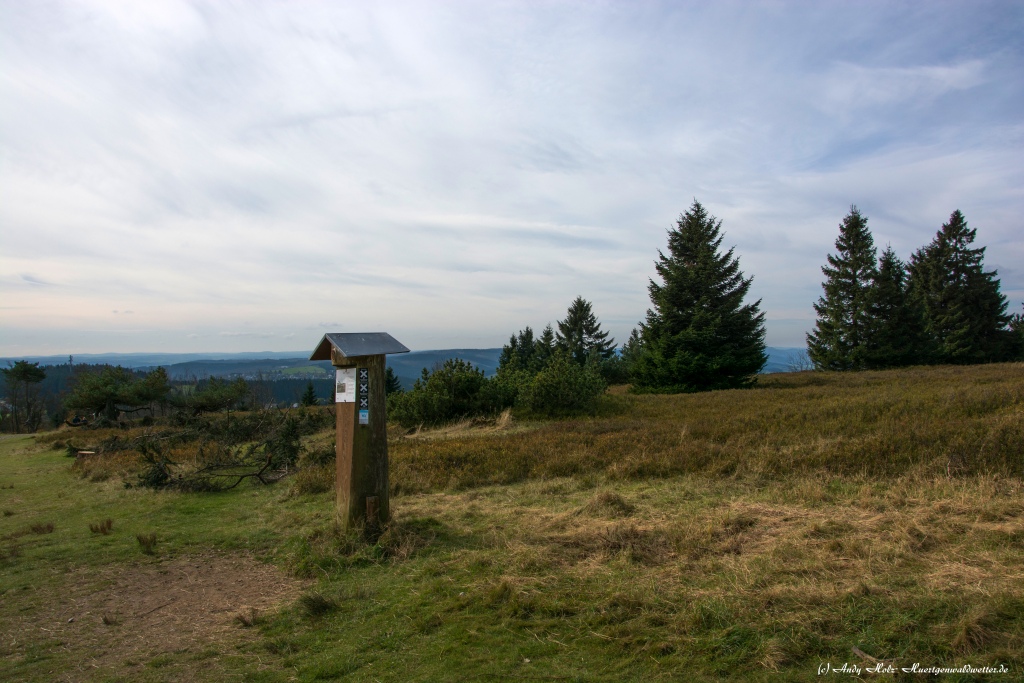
1;364;1022;681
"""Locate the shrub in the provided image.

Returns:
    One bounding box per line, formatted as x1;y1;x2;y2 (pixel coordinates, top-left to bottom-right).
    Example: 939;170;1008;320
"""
301;439;336;467
517;352;606;417
389;359;497;428
170;377;248;416
487;368;532;410
598;354;631;385
65;366;170;421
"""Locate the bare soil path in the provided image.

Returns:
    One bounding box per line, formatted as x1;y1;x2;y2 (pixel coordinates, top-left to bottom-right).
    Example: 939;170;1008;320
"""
3;551;308;682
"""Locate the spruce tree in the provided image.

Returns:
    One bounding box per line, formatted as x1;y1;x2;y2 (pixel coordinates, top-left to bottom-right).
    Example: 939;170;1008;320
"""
807;206;878;370
632;200;767;392
498;326;536;373
621;328;642;364
863;246;924;368
907;210;1012;364
1009;305;1024;361
384;367;404;395
556;296;616;366
300;381;318;406
534;324;556;368
618;327;643;380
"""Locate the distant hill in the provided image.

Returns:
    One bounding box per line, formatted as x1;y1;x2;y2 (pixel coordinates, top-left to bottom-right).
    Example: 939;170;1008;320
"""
1;347;808;388
763;347;809;373
0;351;308;369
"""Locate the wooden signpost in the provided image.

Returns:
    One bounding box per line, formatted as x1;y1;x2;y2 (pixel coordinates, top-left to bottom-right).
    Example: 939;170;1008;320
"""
310;333;410;531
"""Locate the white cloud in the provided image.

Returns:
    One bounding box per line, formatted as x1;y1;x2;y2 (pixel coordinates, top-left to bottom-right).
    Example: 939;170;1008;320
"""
1;0;1021;354
821;60;988;111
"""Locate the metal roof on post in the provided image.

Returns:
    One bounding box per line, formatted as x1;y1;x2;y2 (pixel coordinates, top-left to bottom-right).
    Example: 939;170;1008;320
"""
309;332;411;361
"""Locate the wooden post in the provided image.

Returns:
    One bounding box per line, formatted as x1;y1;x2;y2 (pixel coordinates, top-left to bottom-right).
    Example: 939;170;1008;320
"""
332;350;390;531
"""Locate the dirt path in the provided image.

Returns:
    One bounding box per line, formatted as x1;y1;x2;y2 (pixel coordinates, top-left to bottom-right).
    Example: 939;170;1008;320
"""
3;551;308;681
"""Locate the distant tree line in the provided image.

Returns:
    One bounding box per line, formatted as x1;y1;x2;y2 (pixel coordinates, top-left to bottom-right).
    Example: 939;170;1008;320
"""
387;296;614;427
0;360;339;433
808;207;1023;370
0;361;48;433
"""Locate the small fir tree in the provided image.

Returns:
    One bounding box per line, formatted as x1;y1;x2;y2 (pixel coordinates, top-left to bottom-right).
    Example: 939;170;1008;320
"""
384;366;404;395
534;324;556;368
632;200;767;392
498;326;540;373
807;206;878;370
556;296;616;366
907;210;1013;364
620;328;643;373
1009;304;1024;361
300;381;318;407
494;324;557;409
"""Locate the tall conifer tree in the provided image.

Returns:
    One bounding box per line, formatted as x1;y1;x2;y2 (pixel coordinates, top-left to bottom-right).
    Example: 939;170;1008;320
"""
907;210;1012;363
632;200;766;392
807;206;878;370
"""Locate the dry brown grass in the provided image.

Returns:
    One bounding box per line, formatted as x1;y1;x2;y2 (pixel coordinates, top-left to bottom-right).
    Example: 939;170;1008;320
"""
71;450;143;482
380;468;1023;670
393;407;525;442
89;518;113;534
289;463;334;495
388;363;1024;493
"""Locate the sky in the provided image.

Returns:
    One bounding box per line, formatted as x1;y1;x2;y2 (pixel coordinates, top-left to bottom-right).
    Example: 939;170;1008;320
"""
2;0;1022;356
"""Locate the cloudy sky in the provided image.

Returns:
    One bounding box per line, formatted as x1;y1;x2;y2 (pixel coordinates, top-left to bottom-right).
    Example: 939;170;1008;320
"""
2;1;1022;356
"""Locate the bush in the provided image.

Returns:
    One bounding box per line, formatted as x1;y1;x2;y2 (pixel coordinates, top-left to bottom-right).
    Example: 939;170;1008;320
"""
170;378;248;416
388;359;497;428
598;354;631;385
65;366;170;422
130;408;323;492
487;368;532;410
517;352;606;417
